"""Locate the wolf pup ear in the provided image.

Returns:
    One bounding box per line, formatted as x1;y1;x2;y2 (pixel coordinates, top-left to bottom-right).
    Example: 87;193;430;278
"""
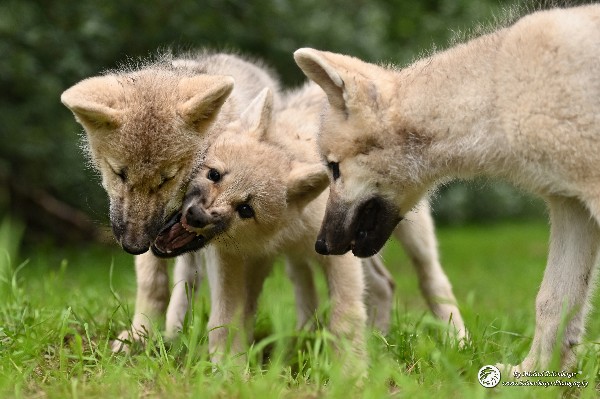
286;161;329;208
61;76;124;131
178;75;235;132
294;48;346;111
240;87;273;140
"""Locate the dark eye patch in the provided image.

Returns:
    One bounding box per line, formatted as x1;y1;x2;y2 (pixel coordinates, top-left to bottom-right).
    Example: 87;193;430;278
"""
207;168;221;182
328;162;340;180
236;203;254;219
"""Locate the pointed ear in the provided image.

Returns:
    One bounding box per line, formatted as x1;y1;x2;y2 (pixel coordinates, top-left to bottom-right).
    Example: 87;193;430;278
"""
286;161;330;208
240;88;273;140
294;48;346;111
61;76;124;131
177;75;234;131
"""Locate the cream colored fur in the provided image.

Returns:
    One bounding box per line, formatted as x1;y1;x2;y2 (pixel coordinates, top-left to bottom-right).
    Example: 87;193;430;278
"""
269;83;466;338
170;84;465;364
62;52;393;356
61;52;281;352
61;51;280;253
174;87;366;363
295;4;600;372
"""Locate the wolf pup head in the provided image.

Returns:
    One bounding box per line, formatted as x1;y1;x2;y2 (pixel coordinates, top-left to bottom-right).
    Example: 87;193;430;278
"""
61;70;234;254
294;48;427;258
152;88;329;257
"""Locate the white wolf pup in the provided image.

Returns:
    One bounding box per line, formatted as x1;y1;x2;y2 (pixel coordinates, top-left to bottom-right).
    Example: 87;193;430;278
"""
264;83;466;338
61;52;281;349
152;87;368;362
153;84;466;362
295;4;600;372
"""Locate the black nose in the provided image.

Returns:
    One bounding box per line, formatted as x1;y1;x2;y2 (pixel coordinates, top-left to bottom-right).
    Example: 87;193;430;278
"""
122;243;149;255
185;206;209;228
315;238;330;255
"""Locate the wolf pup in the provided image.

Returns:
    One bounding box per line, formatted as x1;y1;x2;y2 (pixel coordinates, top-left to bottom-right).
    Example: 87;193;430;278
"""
152;87;367;363
153;83;465;362
295;4;600;372
269;84;465;339
61;51;280;350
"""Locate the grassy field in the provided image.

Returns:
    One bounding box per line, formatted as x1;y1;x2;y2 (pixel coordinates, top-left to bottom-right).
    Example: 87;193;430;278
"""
1;218;599;398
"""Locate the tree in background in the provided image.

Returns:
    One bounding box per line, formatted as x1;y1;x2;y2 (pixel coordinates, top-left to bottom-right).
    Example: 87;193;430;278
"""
2;0;550;245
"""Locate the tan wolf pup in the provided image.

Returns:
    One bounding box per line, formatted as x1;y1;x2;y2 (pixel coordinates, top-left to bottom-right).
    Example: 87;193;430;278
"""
61;52;281;349
151;87;367;363
60;51;397;354
152;83;466;362
295;4;600;372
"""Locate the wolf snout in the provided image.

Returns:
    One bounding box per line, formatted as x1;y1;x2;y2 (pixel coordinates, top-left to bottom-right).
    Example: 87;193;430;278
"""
315;224;353;256
315;238;330;255
183;204;211;229
119;229;152;254
314;200;355;256
118;231;151;254
121;242;149;255
350;196;402;258
111;217;151;254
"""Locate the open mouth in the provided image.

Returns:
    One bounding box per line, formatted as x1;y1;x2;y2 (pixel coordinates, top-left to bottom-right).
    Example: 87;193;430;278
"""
151;213;206;258
350;197;402;258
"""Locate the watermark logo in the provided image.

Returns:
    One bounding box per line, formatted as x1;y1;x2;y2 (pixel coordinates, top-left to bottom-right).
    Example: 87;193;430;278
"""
478;365;501;388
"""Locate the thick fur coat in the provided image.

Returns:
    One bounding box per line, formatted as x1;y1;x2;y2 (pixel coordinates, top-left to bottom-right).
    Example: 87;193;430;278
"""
155;84;466;362
295;4;600;372
61;51;281;351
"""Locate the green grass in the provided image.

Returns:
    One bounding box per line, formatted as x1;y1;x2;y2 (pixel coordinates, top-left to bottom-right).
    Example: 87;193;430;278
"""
1;218;599;398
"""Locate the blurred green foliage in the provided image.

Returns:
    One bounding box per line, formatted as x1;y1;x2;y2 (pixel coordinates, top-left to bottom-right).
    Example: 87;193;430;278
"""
1;0;551;243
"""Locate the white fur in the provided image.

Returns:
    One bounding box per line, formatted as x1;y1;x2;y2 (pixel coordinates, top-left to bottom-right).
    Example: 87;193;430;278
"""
295;4;600;371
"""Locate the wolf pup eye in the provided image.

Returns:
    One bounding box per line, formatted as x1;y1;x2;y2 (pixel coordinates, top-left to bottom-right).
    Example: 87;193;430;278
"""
236;203;255;219
207;168;221;182
328;162;340;180
158;175;173;189
111;167;127;182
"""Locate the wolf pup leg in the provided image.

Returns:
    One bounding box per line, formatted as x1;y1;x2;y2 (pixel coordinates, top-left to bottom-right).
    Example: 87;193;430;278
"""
204;248;274;365
111;252;169;353
361;256;395;334
165;252;204;339
321;254;368;365
509;197;600;373
284;256;319;329
394;199;467;342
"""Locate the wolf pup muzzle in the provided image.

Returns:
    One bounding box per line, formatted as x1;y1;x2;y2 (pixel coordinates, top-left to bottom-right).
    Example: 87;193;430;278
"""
151;212;206;258
316;196;402;258
351;197;402;257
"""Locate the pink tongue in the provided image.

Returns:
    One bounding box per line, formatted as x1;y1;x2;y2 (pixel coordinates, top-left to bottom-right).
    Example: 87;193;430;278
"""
154;223;196;252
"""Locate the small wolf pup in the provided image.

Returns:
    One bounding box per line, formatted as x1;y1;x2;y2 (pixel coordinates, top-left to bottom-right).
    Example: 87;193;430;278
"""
295;4;600;372
61;51;281;349
153;84;466;362
153;87;368;362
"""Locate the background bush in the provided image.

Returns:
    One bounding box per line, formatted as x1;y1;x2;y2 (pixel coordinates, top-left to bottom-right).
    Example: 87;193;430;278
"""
2;0;558;245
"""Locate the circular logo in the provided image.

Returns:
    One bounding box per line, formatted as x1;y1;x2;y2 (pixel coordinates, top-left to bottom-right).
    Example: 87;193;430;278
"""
478;365;501;388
